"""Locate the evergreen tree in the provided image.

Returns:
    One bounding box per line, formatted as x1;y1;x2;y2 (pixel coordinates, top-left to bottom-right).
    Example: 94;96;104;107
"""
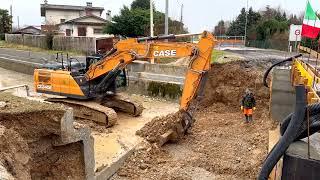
131;0;150;10
213;20;226;36
0;9;12;34
226;8;247;36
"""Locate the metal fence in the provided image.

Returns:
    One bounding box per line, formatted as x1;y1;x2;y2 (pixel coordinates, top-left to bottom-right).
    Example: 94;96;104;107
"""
215;36;245;48
247;40;288;51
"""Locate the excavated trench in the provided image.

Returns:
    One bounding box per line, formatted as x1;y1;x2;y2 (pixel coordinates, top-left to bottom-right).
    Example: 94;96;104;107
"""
0;93;85;179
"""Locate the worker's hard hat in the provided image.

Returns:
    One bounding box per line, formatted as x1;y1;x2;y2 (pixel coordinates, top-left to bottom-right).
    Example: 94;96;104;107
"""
245;88;251;94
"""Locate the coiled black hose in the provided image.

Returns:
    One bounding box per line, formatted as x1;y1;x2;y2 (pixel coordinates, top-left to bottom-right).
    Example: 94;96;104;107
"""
258;86;307;180
280;103;320;141
263;54;302;88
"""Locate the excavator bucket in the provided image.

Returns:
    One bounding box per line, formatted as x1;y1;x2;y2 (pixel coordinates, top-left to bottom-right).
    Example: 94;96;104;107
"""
158;110;194;146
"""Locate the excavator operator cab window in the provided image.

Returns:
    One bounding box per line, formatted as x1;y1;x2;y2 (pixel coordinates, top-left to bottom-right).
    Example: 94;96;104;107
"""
116;69;127;88
85;55;103;72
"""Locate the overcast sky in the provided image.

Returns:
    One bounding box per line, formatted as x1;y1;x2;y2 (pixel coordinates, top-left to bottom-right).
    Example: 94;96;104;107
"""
2;0;320;33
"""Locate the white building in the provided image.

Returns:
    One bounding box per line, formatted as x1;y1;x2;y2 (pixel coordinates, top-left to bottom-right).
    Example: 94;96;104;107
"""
41;2;111;37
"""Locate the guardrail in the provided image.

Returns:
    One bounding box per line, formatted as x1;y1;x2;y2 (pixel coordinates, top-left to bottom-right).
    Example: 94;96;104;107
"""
298;45;320;58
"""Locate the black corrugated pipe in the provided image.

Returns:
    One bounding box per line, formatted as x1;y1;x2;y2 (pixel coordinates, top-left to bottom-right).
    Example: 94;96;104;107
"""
258;86;306;180
263;54;302;87
280;103;320;140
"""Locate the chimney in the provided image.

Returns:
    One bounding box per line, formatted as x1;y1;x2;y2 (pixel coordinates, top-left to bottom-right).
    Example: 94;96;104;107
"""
86;2;92;7
106;10;111;21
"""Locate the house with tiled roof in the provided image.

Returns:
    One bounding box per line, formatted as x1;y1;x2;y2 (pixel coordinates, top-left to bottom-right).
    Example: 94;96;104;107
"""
40;1;111;37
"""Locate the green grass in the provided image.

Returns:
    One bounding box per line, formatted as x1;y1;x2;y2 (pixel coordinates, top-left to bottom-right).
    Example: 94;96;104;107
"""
0;41;84;56
211;50;225;64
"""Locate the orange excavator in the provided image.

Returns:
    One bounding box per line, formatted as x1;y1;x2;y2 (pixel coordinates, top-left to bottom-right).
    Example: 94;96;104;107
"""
34;31;215;134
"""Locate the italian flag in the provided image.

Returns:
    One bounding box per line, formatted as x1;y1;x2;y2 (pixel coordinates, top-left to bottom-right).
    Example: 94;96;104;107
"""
302;1;320;39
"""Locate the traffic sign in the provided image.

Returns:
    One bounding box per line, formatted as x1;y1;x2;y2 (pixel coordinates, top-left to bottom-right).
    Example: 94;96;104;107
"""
289;24;302;42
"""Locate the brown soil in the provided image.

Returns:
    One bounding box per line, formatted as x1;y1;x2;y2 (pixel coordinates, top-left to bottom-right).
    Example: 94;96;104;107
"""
29;136;85;180
114;61;277;179
202;61;269;109
136;111;183;144
0;93;85;180
0;125;31;179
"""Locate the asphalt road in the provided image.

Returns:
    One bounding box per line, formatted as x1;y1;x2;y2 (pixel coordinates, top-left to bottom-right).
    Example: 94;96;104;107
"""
0;48;85;64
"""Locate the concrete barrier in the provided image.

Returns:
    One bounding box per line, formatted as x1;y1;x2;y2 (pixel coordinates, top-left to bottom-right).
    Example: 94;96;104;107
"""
0;56;41;75
126;61;186;100
270;68;295;122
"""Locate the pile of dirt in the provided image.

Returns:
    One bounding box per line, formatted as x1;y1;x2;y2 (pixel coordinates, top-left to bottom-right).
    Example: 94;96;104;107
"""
202;61;269;109
114;60;276;179
0;93;85;179
0;125;30;179
136;111;183;144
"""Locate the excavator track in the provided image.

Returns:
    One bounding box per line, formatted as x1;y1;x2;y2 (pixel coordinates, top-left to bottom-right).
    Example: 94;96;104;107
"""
46;98;117;127
100;93;144;117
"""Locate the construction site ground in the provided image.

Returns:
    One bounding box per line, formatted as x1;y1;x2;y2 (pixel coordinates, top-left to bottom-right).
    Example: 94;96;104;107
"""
111;60;277;180
0;49;284;179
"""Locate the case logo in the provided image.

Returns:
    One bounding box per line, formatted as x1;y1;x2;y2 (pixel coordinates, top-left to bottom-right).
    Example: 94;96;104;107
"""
153;50;177;57
37;84;52;90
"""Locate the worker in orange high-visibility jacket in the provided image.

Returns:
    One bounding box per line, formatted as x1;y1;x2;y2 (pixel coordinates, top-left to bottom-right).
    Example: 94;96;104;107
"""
240;89;256;122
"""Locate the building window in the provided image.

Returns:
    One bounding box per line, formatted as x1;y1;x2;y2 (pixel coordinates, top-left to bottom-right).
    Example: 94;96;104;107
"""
60;19;66;23
94;28;102;34
66;29;71;36
78;27;87;36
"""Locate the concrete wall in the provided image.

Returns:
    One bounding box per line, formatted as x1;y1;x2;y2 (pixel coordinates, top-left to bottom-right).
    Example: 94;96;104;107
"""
59;24;106;38
46;9;81;24
45;9;101;24
52;36;96;54
5;34;48;49
270;68;295;122
126;62;186;100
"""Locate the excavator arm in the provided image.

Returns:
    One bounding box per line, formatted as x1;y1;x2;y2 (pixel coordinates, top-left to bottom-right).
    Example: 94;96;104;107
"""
85;31;215;112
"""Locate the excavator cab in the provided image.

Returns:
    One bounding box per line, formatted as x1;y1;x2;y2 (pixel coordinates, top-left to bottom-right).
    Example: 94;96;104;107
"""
85;54;128;90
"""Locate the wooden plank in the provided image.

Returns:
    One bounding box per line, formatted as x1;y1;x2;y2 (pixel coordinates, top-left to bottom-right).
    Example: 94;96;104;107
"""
269;126;282;180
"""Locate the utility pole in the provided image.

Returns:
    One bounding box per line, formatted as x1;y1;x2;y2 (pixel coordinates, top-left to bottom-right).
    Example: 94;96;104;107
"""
165;0;169;35
17;16;20;30
150;0;154;37
10;4;13;32
180;3;183;32
244;0;248;46
180;4;183;23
